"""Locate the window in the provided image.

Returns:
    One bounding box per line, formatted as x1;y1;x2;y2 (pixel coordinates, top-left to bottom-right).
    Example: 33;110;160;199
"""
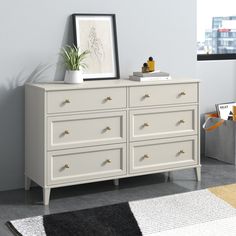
197;0;236;60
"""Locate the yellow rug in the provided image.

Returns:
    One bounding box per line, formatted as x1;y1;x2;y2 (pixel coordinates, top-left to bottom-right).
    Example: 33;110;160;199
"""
209;183;236;208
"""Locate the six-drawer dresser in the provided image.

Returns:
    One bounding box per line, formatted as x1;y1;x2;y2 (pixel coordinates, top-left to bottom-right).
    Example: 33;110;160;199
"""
25;79;200;205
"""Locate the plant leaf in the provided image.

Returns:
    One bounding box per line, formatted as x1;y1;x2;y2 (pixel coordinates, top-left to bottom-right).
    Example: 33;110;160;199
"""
60;45;90;71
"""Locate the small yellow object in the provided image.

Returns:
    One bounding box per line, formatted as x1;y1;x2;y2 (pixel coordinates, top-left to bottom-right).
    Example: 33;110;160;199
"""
147;57;155;72
233;106;236;121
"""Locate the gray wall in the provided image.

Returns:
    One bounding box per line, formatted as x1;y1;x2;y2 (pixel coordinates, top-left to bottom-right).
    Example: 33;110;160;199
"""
0;0;196;191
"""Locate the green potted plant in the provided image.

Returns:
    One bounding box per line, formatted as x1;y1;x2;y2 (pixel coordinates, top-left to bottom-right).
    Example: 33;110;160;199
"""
60;45;90;84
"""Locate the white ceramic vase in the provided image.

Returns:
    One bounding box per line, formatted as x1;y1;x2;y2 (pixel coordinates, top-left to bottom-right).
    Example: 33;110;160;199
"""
64;70;84;84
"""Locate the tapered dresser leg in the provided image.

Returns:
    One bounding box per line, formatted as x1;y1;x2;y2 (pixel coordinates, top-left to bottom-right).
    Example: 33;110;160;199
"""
195;167;201;182
167;171;173;181
113;179;119;186
43;188;51;205
25;176;31;190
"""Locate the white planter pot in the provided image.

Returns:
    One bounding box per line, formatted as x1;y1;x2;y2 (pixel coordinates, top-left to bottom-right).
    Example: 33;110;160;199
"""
64;70;84;84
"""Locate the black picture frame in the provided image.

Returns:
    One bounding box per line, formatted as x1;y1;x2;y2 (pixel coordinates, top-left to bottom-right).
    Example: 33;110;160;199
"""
72;14;120;80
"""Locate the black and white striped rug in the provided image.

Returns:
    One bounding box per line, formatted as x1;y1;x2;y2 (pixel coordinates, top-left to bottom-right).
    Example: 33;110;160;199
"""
6;188;236;236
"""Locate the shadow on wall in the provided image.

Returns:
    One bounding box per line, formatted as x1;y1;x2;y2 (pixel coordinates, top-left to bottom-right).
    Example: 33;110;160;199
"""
0;64;52;191
0;15;74;191
54;15;74;81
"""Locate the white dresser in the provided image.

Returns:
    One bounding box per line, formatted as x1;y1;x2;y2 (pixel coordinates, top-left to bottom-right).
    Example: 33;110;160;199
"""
25;79;200;205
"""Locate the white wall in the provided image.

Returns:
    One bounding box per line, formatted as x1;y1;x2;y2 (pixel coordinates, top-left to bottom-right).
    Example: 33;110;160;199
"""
198;61;236;113
0;0;196;191
197;60;236;153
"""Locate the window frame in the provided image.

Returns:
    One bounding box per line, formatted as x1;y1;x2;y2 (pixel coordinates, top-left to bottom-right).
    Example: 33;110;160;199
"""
197;11;236;61
198;53;236;61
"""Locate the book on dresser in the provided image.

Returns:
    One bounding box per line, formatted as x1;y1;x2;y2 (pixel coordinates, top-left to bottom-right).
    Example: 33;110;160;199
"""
133;70;161;77
130;71;171;81
129;75;171;81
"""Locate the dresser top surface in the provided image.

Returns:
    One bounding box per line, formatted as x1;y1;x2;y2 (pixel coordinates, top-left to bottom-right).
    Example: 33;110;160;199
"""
27;78;200;91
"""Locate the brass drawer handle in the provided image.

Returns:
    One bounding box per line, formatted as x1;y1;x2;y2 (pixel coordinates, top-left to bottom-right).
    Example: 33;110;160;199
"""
179;92;186;96
64;130;70;135
64;164;69;169
179;150;185;154
105;96;112;101
179;120;185;124
64;99;71;103
105;159;112;164
105;126;111;131
143;123;149;127
144;94;150;98
143;154;150;159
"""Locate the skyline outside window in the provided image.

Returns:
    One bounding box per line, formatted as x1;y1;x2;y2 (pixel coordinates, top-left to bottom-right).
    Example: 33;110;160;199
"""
197;0;236;60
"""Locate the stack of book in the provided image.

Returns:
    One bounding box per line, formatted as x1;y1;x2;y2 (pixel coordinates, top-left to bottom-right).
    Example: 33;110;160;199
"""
129;70;171;82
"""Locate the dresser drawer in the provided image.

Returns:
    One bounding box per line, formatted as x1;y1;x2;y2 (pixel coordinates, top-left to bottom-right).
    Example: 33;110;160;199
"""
47;111;126;150
47;144;126;185
130;106;197;141
129;83;198;107
130;136;197;174
47;87;127;114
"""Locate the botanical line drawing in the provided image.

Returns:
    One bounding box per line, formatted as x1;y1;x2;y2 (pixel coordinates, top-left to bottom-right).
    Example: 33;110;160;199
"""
87;26;105;66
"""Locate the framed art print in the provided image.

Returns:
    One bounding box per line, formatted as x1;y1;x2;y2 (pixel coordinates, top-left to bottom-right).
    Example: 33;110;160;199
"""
72;14;120;80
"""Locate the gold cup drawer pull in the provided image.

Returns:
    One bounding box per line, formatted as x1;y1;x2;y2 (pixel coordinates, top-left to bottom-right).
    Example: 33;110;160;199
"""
179;91;186;96
143;122;150;127
105;126;111;131
64;164;69;169
64;130;70;135
64;99;71;104
179;150;185;154
143;154;150;159
179;120;185;124
105;96;112;101
105;159;112;164
144;94;150;98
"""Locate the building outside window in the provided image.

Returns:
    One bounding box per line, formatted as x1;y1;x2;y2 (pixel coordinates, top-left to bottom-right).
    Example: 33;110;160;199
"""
197;0;236;60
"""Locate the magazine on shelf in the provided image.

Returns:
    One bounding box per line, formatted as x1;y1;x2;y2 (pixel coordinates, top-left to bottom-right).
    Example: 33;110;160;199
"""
216;102;236;120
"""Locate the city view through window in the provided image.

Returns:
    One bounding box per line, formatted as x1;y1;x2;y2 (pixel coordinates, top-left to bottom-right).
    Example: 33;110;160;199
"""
197;0;236;55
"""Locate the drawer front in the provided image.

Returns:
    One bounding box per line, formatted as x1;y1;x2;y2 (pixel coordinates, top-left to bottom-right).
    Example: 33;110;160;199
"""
48;111;126;150
47;87;127;114
130;106;198;141
47;144;126;185
129;83;198;107
130;136;198;174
